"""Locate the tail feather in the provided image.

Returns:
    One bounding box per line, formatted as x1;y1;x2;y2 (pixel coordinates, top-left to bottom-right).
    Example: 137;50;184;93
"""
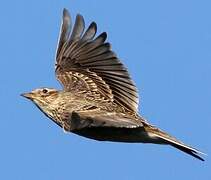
171;143;204;161
145;126;205;161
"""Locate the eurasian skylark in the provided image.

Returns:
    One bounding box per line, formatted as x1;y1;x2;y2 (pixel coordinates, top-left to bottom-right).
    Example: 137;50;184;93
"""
22;8;204;161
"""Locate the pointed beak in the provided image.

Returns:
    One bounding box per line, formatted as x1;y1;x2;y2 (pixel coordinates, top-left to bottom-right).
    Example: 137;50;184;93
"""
21;92;34;100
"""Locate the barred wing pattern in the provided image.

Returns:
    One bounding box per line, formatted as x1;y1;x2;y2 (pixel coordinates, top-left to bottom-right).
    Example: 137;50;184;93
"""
55;9;139;112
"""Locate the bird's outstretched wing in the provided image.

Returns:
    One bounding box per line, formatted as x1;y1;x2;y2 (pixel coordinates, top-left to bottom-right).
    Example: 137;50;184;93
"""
55;9;139;112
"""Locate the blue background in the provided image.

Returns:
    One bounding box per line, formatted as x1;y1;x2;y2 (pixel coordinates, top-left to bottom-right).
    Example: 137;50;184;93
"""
0;0;210;179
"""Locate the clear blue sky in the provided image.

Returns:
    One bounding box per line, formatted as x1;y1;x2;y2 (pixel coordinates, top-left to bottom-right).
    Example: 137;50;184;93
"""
0;0;210;179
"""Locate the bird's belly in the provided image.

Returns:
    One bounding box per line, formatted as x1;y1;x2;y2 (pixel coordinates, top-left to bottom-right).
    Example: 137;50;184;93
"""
72;127;158;143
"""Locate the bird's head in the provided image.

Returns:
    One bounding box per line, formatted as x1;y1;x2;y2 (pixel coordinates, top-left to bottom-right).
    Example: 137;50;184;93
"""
21;88;60;117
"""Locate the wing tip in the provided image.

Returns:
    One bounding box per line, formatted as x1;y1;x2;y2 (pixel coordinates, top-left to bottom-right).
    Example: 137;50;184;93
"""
90;22;97;31
96;32;107;42
63;8;70;19
62;8;71;29
76;13;84;21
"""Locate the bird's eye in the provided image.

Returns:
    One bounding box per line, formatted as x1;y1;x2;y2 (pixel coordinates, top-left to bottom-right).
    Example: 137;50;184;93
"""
42;89;48;93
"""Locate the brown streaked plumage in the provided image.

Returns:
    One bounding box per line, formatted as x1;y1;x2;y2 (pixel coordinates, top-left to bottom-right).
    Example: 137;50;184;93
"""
21;8;205;161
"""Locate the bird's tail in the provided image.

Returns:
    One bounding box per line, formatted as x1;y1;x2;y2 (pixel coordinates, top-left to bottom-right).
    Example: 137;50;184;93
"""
144;125;205;161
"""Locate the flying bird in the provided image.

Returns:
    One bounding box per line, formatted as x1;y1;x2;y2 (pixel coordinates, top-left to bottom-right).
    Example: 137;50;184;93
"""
21;8;205;161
